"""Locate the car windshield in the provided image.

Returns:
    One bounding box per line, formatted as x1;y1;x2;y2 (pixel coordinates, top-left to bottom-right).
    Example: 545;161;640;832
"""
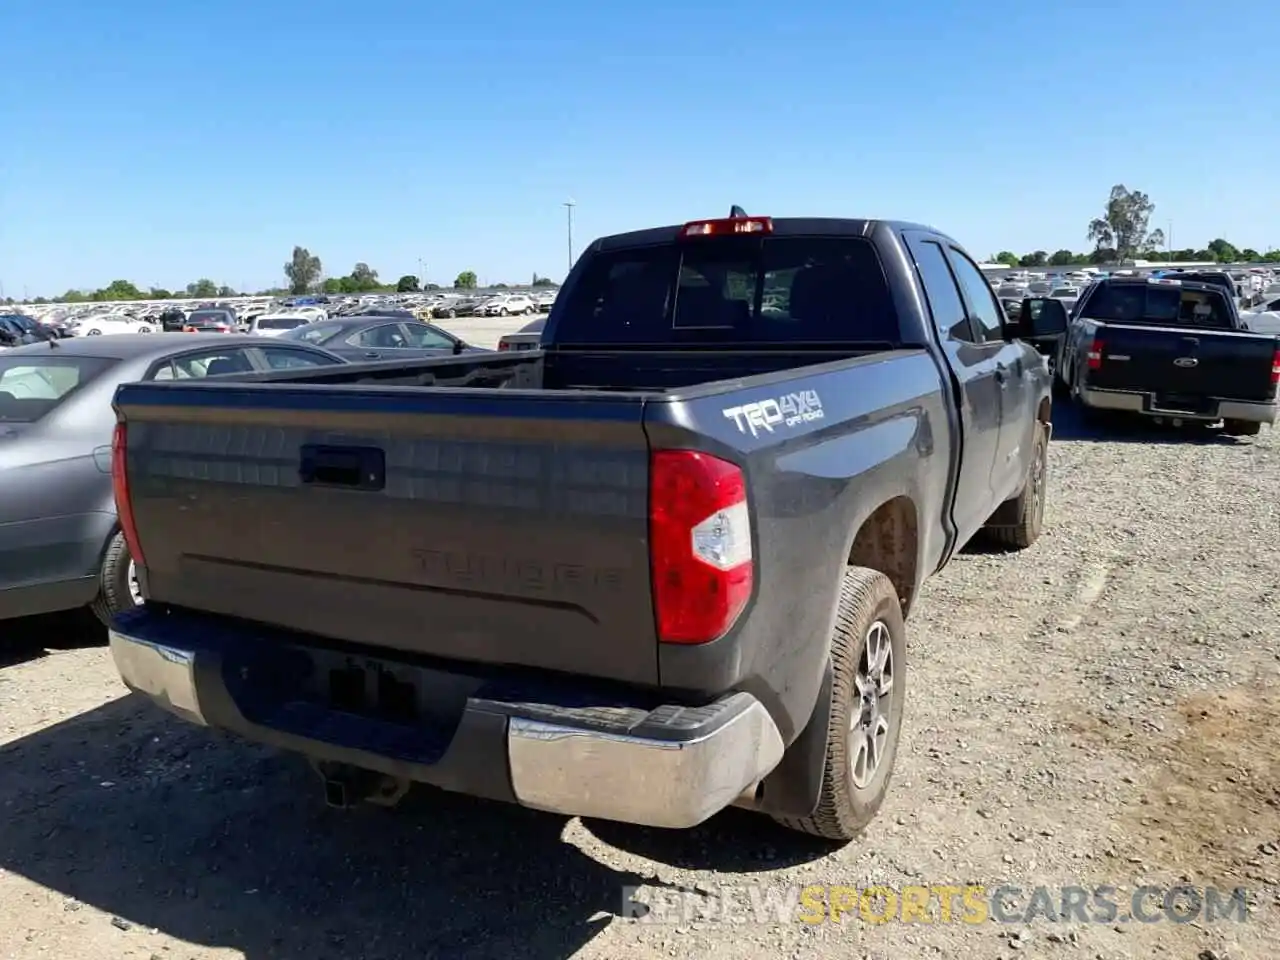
553;235;899;346
0;356;116;422
258;316;309;330
1080;283;1234;328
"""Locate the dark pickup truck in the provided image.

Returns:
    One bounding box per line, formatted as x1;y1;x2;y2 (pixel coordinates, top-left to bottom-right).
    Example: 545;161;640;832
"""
107;213;1057;841
1051;275;1280;436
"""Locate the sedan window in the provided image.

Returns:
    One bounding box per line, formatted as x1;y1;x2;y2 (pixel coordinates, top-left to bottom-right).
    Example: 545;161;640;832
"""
401;323;455;349
171;350;255;379
258;347;344;369
351;324;408;349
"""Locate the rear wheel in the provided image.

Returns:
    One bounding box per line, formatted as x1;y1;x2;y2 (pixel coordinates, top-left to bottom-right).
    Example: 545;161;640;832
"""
1222;419;1262;437
90;532;140;627
771;567;906;842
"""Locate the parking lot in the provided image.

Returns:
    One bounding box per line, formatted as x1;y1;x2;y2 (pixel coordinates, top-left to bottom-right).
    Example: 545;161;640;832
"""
1;310;1276;960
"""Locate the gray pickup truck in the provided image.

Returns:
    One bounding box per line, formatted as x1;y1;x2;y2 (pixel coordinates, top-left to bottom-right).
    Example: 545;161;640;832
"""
107;213;1058;841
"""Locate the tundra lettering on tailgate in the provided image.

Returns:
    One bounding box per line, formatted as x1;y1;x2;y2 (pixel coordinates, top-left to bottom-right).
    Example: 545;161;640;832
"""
723;390;825;437
410;548;624;594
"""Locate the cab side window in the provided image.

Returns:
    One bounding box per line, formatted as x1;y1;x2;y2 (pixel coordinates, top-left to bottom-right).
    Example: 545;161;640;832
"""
910;239;975;343
947;249;1006;342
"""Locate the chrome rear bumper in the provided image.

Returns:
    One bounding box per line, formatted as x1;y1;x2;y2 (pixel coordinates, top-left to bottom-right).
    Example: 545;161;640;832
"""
109;619;784;829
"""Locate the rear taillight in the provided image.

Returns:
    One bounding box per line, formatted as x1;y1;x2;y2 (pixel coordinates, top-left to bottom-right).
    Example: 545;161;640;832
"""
1271;348;1280;386
1086;339;1104;370
649;450;753;644
497;340;510;351
111;422;146;569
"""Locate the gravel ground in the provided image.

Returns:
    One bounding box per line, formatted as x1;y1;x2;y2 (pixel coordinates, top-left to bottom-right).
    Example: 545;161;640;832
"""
2;397;1278;960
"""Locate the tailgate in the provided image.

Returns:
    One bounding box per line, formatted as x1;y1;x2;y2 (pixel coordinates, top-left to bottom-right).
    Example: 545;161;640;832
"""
116;382;660;685
1089;324;1278;403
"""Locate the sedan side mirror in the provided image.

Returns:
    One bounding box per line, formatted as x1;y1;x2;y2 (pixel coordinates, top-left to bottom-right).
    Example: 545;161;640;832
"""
452;340;465;355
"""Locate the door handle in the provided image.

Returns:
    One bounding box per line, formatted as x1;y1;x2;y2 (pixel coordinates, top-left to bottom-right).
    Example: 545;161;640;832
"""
363;351;380;359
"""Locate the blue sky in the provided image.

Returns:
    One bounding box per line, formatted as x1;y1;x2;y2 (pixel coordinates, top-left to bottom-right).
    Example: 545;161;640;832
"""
3;0;1277;297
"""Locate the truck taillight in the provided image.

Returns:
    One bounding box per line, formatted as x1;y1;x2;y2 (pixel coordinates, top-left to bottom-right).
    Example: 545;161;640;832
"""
1272;348;1280;385
1086;339;1104;370
111;422;147;569
649;450;753;644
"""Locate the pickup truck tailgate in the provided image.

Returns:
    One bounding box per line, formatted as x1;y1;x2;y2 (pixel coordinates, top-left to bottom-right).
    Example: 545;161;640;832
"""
116;383;660;685
1090;324;1279;402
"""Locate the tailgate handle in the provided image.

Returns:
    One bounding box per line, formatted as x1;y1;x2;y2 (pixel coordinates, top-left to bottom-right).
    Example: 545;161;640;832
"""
299;444;386;491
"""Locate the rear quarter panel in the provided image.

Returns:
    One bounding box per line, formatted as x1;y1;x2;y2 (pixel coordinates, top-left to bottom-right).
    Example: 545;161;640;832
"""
643;351;950;742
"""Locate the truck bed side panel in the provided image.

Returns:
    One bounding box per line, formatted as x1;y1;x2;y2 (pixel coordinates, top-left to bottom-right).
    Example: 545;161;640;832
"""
643;350;950;741
117;384;661;685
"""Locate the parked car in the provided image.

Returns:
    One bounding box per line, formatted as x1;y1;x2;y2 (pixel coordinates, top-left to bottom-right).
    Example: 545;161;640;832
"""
432;297;487;319
0;315;56;346
1050;276;1280;435
275;316;479;360
481;294;536;316
182;308;237;333
496;316;545;351
76;315;155;336
109;211;1054;842
159;307;187;332
248;314;313;337
0;334;347;628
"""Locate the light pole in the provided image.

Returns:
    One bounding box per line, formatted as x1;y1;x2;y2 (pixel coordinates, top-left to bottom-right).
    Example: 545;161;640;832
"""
563;199;576;273
418;258;427;289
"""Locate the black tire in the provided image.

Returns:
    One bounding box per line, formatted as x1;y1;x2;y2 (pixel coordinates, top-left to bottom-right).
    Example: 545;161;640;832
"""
772;567;906;842
89;532;139;627
983;420;1048;549
1222;419;1262;437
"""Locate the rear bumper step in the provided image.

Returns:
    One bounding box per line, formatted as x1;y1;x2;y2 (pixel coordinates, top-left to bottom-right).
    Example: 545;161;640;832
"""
1079;386;1278;423
108;608;784;829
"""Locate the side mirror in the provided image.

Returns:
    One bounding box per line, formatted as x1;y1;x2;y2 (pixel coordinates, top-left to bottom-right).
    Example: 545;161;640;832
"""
1020;298;1068;338
452;340;465;355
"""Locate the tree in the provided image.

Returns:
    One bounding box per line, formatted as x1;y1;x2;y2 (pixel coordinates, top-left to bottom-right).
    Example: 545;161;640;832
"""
350;262;379;292
492;282;508;289
1240;248;1261;262
531;275;557;288
1207;238;1239;263
1048;249;1077;266
1086;185;1161;261
93;279;144;300
217;285;237;298
454;270;477;289
284;246;322;295
149;287;172;299
320;277;343;294
186;278;218;298
1089;246;1118;265
993;251;1020;267
396;274;420;293
1018;250;1048;268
